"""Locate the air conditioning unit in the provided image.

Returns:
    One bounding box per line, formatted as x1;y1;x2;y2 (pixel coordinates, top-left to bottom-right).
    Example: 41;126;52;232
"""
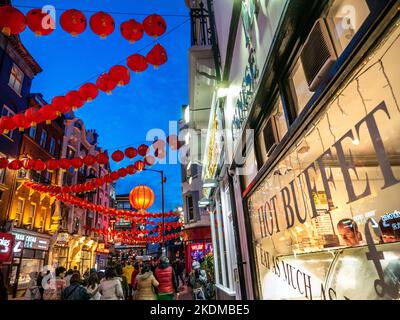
262;116;279;157
300;18;338;92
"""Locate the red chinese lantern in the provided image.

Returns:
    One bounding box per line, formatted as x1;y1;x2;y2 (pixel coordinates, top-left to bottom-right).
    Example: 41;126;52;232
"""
110;171;119;181
33;159;46;171
13;114;27;131
117;168;128;178
60;9;87;37
50;96;70;115
137;144;149;157
8;159;22;171
111;150;124;162
96;152;109;165
0;6;26;36
78;83;99;102
26;8;55;36
83;154;96;166
124;147;137;159
66;90;85;110
129;185;155;211
121;19;144;43
24;108;38;127
146;44;168;69
134;160;145;172
0;158;9;169
0;116;16;133
96;73;117;95
144;155;155;167
90;11;115;39
39;104;58;124
46;159;59;172
109;65;130;86
126;165;136;175
71;157;84;169
127;54;148;73
143;14;166;38
60;158;72;170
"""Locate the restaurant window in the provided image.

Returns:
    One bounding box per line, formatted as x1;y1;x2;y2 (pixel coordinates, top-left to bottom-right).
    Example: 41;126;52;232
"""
326;0;370;55
29;126;36;139
49;137;56;155
247;23;400;300
187;194;194;221
8;63;24;95
1;105;15;140
40;130;47;148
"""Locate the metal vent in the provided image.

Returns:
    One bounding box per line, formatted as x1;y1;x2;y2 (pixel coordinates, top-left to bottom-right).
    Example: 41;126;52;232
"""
300;18;337;91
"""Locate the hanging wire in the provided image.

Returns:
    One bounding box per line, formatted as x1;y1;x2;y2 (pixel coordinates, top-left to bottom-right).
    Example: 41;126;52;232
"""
13;4;189;18
326;112;336;143
379;59;400;113
336;94;348;117
356;78;369;116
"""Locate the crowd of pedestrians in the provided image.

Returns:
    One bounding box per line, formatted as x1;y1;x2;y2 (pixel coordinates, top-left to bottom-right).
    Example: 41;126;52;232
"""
18;255;212;301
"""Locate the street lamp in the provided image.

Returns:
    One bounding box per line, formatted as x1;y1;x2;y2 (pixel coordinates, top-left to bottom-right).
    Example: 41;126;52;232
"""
142;168;167;253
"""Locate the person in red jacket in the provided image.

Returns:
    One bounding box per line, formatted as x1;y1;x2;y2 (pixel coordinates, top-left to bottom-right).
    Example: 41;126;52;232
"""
154;256;178;300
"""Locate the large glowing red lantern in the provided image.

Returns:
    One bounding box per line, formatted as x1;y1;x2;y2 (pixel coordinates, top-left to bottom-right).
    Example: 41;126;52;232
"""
78;83;99;102
137;144;149;157
66;90;85;110
109;65;130;86
0;6;26;36
26;8;55;36
124;147;137;159
52;96;71;114
60;9;87;37
129;185;155;211
60;158;72;170
146;44;168;68
121;19;144;43
96;152;109;165
96;73;117;95
39;104;58;124
46;159;59;172
90;11;115;39
111;150;124;163
143;14;166;38
127;54;148;73
71;157;84;169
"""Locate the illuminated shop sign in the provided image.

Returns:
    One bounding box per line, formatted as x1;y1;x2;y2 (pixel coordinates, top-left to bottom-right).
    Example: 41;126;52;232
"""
0;233;14;262
12;231;50;251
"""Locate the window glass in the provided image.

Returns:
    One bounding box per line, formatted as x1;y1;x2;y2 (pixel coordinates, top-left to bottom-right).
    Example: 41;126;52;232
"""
1;105;15;139
187;195;194;221
49;137;56;155
247;24;400;300
326;0;370;55
29;126;36;139
40;130;47;148
289;59;314;115
8;63;24;95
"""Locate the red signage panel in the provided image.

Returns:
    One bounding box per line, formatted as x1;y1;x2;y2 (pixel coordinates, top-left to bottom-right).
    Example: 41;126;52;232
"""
0;232;14;263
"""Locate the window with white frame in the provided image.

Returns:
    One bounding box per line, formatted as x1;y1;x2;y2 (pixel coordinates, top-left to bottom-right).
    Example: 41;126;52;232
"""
1;105;15;140
40;130;47;148
8;63;24;95
49;137;56;155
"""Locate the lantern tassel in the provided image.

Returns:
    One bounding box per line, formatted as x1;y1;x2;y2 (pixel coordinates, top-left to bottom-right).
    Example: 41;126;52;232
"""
2;27;11;37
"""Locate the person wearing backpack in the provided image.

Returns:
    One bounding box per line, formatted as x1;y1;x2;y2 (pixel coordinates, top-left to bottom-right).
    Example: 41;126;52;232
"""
63;273;91;300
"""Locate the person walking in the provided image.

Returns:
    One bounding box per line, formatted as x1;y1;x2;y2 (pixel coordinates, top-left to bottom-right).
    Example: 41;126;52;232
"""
0;271;8;300
42;267;66;300
64;269;74;287
24;272;40;300
86;273;101;300
99;268;124;300
131;262;141;300
116;264;129;299
63;273;91;300
135;264;159;300
36;270;48;300
188;261;208;300
154;256;178;300
123;261;134;299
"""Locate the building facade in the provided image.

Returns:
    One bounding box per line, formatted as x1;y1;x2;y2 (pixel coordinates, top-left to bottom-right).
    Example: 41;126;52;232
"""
188;0;400;300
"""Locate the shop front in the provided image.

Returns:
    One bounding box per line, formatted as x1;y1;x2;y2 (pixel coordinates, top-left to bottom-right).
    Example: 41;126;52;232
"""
9;228;51;298
183;226;212;273
68;236;97;274
95;243;109;271
0;232;15;295
246;21;400;300
49;232;71;269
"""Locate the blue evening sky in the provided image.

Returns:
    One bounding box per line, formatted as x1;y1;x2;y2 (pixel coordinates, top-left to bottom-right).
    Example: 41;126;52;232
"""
15;0;190;212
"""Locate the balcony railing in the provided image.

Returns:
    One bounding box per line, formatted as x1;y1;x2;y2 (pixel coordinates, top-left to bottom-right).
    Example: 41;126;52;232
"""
190;2;213;46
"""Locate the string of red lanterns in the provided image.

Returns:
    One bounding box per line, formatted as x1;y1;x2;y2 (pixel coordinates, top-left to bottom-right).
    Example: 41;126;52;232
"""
0;5;167;41
0;43;167;134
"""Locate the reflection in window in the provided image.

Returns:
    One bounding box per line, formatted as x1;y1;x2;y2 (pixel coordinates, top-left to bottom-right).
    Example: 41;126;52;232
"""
289;58;314;115
8;63;24;95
